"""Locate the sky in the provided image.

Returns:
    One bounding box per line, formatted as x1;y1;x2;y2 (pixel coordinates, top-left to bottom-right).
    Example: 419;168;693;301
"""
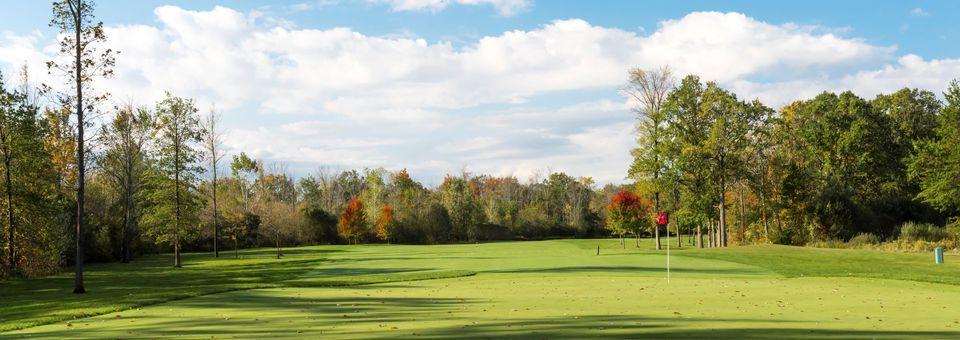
1;0;959;186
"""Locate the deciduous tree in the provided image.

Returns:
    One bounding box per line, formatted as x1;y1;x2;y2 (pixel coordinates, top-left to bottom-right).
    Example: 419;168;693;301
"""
48;0;116;293
624;66;673;250
145;93;204;267
338;198;366;244
375;204;395;243
98;103;153;263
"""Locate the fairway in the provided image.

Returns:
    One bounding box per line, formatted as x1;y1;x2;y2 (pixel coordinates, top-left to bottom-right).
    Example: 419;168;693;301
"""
4;239;960;339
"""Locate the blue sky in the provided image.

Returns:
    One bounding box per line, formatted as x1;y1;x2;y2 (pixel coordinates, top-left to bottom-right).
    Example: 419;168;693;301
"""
1;0;959;185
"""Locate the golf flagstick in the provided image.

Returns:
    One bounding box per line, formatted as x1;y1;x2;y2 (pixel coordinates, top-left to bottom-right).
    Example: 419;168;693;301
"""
667;224;670;283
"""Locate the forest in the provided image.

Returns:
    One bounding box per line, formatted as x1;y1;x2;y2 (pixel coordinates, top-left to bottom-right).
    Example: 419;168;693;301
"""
1;1;959;284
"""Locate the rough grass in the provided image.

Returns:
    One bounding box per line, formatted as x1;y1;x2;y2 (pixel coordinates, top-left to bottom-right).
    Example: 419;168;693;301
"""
3;239;960;338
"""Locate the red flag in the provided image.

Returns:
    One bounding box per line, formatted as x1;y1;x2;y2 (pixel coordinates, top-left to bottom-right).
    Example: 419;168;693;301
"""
656;212;669;226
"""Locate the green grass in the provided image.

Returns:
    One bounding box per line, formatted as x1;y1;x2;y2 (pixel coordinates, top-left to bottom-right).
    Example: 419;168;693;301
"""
675;243;960;285
3;239;960;338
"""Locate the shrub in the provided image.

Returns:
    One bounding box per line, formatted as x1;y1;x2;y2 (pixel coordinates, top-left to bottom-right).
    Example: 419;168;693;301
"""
848;233;881;247
947;219;960;241
808;238;847;249
898;222;949;242
474;223;513;241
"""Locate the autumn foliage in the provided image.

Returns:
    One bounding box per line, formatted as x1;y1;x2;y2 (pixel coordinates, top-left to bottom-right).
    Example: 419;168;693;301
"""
606;190;650;237
375;204;396;242
338;198;367;244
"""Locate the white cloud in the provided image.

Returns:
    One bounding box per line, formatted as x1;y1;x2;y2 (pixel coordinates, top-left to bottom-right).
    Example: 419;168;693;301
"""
370;0;531;16
910;8;930;17
728;54;960;106
3;7;959;183
290;0;338;11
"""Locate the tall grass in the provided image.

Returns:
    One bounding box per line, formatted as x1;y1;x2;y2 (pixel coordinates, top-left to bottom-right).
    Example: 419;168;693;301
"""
898;222;950;242
848;233;881;246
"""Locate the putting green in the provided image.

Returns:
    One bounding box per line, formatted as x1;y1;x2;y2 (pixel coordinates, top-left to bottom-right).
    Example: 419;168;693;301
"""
6;239;960;338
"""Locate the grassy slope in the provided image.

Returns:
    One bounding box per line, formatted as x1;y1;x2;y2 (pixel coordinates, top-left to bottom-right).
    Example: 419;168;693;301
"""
674;243;960;285
4;239;960;338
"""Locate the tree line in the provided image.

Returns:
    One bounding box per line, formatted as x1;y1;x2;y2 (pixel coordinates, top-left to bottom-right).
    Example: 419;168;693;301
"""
618;66;960;250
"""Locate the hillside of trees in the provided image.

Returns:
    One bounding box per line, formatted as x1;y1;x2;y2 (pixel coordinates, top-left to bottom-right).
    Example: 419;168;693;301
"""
1;1;959;283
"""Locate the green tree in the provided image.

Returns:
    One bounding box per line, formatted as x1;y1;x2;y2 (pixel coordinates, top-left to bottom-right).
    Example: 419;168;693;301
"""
439;174;485;241
662;75;715;247
230;152;260;214
145;93;204;267
98;103;153;263
0;71;51;275
910;80;960;217
624;66;673;250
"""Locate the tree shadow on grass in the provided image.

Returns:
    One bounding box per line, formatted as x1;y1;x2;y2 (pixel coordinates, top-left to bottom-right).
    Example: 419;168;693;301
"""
12;296;957;340
487;265;770;276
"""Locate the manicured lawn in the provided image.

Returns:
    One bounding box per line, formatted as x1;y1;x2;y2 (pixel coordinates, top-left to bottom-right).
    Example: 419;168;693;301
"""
3;239;960;338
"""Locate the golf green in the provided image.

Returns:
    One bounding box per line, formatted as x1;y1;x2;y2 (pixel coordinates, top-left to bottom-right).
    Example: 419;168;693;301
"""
4;239;960;338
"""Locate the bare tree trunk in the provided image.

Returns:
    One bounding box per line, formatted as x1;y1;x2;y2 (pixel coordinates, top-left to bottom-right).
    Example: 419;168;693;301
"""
676;217;682;248
276;231;281;259
738;184;745;244
213;165;219;258
121;186;131;263
696;224;702;248
706;221;711;247
205;112;222;258
654;193;661;250
174;139;182;268
2;131;14;274
719;192;727;248
72;1;86;293
654;224;660;250
762;207;769;241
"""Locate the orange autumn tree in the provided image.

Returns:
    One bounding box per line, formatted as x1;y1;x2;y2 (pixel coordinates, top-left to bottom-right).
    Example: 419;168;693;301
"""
607;190;651;248
375;204;396;243
338;198;366;244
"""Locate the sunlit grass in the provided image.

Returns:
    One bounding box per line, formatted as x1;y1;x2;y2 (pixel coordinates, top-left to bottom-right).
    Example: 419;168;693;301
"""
3;239;960;338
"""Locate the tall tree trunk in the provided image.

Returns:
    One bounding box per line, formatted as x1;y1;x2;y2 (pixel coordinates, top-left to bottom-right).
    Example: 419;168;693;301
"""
719;190;727;248
174;141;181;268
696;224;702;248
72;2;86;293
212;164;219;257
738;184;745;245
654;193;661;250
676;217;682;248
3;132;14;274
762;206;769;241
121;186;130;263
706;222;711;247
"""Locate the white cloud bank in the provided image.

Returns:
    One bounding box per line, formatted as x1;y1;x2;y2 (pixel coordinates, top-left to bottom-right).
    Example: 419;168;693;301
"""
2;8;958;184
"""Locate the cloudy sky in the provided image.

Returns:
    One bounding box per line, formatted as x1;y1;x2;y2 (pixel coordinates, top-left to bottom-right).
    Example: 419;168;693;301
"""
1;0;958;186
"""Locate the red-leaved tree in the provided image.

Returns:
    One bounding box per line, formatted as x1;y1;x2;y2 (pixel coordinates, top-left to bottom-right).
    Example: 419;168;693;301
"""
607;190;651;248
